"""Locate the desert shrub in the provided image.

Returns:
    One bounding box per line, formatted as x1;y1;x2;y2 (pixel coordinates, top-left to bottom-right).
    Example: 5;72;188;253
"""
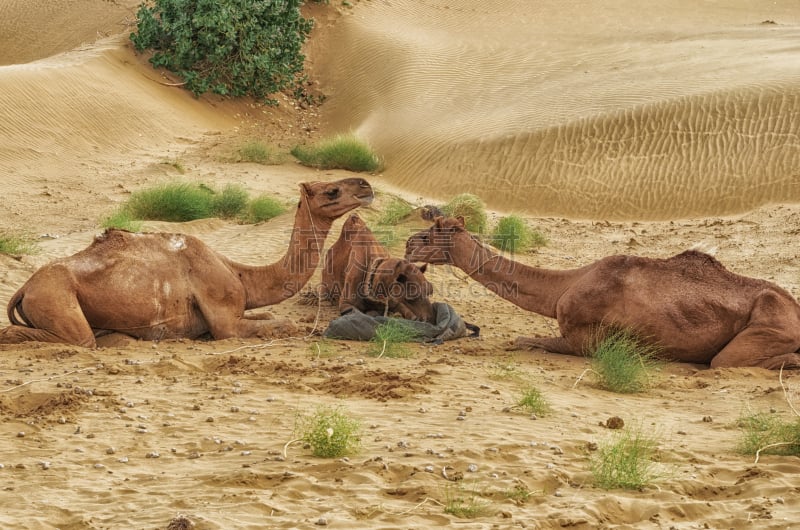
101;210;143;232
737;412;800;457
489;214;547;253
237;141;286;165
125;182;215;222
443;482;491;518
0;234;36;256
296;405;362;458
211;184;249;219
591;425;662;490
589;329;663;393
442;194;487;234
366;319;421;358
130;0;313;101
291;133;382;172
516;385;551;416
243;195;287;223
377;197;414;226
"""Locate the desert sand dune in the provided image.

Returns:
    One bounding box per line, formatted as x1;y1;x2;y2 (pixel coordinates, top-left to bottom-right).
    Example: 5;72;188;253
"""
1;0;800;528
313;0;800;219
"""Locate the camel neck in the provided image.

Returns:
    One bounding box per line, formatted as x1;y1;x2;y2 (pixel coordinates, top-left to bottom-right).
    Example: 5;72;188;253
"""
237;202;333;309
452;233;577;318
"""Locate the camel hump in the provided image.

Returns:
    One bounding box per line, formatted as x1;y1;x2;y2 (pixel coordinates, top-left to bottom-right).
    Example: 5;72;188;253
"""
672;249;725;267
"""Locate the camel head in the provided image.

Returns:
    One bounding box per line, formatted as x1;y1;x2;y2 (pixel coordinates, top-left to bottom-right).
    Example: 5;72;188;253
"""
404;216;467;265
366;258;435;321
299;178;374;220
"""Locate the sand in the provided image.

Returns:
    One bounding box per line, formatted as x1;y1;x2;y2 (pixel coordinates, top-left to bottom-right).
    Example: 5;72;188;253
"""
1;1;799;528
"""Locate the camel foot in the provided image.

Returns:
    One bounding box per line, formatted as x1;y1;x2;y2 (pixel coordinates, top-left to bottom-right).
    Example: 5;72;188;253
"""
507;335;578;355
256;319;298;339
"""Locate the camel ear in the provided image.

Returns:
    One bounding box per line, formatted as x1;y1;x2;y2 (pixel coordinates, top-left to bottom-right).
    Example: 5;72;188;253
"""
418;263;428;273
300;182;315;197
455;216;466;228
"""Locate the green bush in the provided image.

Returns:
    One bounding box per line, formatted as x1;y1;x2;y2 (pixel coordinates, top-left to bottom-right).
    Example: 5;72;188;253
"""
377;197;414;226
101;210;143;232
125;182;214;222
591;425;662;490
296;405;362;458
244;195;287;223
211;184;249;219
366;319;421;358
490;215;547;253
237;141;286;165
442;194;488;234
0;234;36;256
589;329;663;394
130;0;313;101
737;412;800;456
291;133;382;172
516;385;550;416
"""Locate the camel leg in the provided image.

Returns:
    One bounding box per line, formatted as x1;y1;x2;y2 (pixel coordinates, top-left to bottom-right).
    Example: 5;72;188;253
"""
0;290;96;347
510;336;580;355
710;291;800;369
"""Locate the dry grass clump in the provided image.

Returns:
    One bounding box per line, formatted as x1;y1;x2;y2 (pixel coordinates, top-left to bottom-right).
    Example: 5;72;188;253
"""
590;424;663;490
295;405;362;458
442;193;487;234
0;233;37;256
442;481;491;518
237;140;286;165
291;133;382;172
588;329;663;393
489;214;547;253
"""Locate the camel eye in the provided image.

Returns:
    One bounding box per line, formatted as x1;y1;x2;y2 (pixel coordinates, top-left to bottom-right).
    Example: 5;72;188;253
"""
325;188;340;198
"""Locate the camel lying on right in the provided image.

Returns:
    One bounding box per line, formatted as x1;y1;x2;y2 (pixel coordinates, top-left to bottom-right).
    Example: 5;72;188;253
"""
405;216;800;369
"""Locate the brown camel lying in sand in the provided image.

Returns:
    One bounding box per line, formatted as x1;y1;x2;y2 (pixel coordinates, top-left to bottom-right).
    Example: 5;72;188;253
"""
321;213;435;322
0;178;374;347
405;216;800;369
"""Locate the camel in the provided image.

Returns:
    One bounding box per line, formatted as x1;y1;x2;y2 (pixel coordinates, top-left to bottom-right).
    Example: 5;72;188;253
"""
405;216;800;369
321;213;435;322
0;178;374;347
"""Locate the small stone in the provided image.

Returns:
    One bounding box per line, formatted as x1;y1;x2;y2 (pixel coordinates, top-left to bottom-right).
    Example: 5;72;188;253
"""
315;517;328;526
230;406;240;413
94;463;105;469
605;416;624;429
467;464;478;472
106;447;116;455
702;416;713;423
188;452;201;459
586;442;598;451
241;451;251;456
39;461;51;470
206;417;215;423
146;451;160;459
16;432;24;438
118;456;129;463
424;465;434;472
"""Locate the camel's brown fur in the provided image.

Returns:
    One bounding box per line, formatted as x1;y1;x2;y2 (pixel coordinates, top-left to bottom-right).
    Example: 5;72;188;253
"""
0;178;374;347
321;214;435;322
405;216;800;369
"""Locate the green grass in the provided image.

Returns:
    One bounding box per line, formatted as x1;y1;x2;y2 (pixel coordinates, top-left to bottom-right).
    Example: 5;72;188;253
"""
0;234;37;256
589;329;663;394
485;358;526;381
590;425;662;490
366;319;421;358
515;385;551;416
237;140;286;165
242;195;288;223
296;405;362;458
124;182;215;222
443;482;491;518
442;193;488;234
104;183;286;226
211;184;250;219
377;197;414;226
100;210;143;232
489;214;547;253
291;133;382;172
737;411;800;457
504;484;535;505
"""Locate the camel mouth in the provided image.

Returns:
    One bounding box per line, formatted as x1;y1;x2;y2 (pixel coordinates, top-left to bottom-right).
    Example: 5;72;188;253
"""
355;192;375;205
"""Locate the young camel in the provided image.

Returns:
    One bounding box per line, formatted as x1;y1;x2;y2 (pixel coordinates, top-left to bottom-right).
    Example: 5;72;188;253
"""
0;178;374;347
405;216;800;369
321;213;435;322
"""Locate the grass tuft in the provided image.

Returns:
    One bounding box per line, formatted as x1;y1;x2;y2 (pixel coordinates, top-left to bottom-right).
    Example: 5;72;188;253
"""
443;482;491;518
366;319;421;358
516;385;551;416
237;140;286;165
101;210;143;232
377;197;414;226
291;133;382;172
589;329;663;394
590;425;662;490
242;195;288;223
442;194;488;234
211;184;250;219
489;214;547;253
296;405;362;458
0;234;37;256
737;411;800;456
124;182;215;222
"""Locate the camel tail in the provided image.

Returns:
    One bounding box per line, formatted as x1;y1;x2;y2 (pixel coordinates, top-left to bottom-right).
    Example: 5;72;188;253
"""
7;289;32;327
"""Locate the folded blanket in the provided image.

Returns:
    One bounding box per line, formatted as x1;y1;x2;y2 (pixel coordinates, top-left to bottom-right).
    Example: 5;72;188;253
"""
323;302;479;344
